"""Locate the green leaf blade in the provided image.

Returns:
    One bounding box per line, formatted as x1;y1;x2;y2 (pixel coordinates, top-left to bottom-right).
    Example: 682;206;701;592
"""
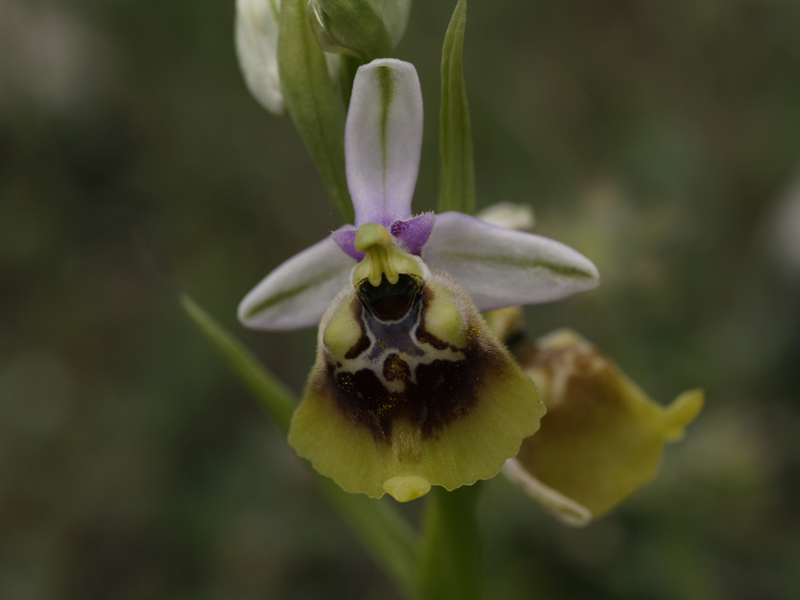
181;295;296;433
316;476;421;599
437;0;475;215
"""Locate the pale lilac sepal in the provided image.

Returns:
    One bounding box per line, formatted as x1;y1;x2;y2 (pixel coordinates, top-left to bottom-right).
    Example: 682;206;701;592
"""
346;59;423;227
423;212;600;311
238;235;354;330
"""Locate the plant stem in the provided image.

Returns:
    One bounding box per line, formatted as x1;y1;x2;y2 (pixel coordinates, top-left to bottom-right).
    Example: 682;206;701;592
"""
418;483;483;600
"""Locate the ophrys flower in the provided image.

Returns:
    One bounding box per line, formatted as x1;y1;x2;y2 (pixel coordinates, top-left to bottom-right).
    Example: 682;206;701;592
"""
239;59;600;501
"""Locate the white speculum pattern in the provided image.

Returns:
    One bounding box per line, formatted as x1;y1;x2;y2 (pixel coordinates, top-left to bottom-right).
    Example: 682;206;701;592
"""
327;290;465;395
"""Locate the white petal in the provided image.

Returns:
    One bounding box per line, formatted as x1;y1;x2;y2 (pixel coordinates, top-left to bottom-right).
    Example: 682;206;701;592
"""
346;59;423;226
424;212;599;311
238;235;354;330
235;0;284;114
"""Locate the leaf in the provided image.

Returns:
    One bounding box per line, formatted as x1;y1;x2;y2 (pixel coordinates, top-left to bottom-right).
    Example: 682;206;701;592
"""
315;475;420;598
182;295;296;432
437;0;475;215
279;0;355;223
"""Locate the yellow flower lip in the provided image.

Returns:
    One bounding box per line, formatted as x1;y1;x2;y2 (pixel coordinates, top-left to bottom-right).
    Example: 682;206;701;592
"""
352;223;424;288
288;267;545;499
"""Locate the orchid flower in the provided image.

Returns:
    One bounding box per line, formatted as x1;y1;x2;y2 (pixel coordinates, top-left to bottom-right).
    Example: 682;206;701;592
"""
238;58;600;502
503;329;704;526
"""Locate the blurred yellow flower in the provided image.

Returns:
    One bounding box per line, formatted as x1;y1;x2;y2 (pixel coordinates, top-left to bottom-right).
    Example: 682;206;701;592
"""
502;326;703;525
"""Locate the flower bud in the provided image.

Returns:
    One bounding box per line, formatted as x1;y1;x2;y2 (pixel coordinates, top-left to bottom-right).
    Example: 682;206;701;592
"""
306;0;393;61
236;0;342;115
235;0;285;114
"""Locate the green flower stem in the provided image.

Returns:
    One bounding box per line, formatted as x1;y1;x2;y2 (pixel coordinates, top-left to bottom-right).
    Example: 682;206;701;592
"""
181;296;419;597
438;0;476;215
418;483;483;600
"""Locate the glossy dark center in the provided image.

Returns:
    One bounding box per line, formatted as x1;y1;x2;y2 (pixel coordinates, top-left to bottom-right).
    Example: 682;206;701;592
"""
356;274;421;321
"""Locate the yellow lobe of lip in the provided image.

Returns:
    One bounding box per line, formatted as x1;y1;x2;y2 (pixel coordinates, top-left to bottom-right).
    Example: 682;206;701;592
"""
383;476;432;502
352;223;423;287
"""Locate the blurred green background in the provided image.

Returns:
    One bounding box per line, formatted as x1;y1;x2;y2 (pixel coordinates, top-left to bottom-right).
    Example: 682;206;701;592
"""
2;0;800;598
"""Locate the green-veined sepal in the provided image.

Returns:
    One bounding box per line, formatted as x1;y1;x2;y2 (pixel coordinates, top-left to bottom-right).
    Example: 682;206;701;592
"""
236;0;285;114
346;59;423;227
424;211;600;311
238;234;354;330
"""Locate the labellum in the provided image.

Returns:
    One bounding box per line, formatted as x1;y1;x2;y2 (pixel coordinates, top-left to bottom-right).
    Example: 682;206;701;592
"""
288;224;545;501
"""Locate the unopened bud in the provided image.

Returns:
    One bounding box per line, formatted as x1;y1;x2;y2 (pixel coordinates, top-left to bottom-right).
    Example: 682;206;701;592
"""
306;0;393;61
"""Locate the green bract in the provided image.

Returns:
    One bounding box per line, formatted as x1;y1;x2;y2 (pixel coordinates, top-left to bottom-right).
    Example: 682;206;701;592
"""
236;0;411;113
438;0;475;215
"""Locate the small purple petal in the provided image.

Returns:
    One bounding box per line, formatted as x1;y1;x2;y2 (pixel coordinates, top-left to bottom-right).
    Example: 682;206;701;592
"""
332;227;365;262
390;212;436;256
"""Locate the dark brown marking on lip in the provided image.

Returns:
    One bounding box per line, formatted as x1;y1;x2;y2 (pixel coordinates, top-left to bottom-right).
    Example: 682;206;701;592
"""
326;331;506;445
383;353;411;382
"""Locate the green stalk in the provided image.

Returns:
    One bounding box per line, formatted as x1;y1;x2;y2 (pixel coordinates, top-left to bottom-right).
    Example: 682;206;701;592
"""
418;483;483;600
